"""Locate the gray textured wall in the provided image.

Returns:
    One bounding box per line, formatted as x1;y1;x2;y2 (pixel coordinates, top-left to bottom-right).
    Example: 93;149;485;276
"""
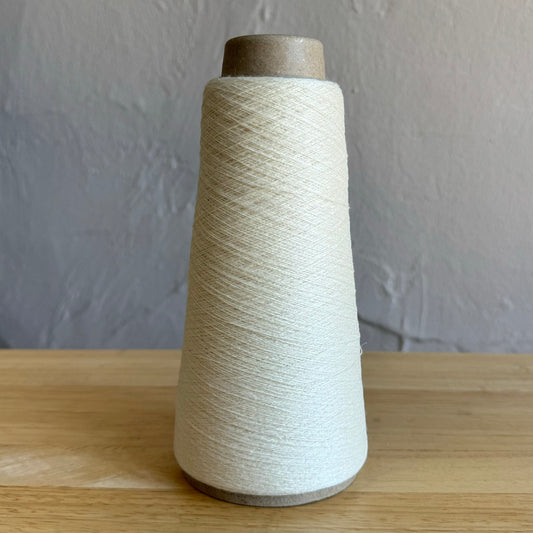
1;0;532;351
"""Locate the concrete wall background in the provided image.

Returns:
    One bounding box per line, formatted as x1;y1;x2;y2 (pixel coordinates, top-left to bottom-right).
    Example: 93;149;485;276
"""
1;0;532;351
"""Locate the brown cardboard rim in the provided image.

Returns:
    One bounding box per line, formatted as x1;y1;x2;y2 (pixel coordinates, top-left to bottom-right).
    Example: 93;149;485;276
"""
181;469;358;507
221;34;325;80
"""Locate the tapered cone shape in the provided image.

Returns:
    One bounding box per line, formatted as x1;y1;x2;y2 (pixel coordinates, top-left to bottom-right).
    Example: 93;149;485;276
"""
174;76;367;506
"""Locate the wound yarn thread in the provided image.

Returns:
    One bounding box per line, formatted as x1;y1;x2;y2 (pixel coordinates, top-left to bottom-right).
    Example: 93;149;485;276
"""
174;76;367;496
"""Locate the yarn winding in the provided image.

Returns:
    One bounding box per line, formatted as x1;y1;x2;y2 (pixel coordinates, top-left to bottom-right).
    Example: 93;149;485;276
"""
174;76;367;496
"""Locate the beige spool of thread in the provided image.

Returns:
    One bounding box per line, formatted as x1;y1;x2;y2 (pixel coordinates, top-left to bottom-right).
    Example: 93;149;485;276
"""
174;34;367;506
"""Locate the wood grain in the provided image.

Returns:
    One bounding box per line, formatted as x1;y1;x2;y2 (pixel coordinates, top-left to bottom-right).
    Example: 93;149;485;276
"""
0;350;532;531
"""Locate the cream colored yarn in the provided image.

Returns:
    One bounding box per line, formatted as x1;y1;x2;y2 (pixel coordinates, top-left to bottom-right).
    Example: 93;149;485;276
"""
174;76;367;496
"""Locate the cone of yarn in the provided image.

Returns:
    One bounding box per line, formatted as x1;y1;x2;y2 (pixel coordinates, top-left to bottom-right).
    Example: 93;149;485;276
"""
174;34;367;507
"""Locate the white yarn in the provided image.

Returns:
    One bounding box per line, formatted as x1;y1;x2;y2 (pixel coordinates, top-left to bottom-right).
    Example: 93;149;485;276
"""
174;76;367;496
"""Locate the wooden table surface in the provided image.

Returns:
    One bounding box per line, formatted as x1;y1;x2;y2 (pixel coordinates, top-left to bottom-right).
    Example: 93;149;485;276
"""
0;350;532;532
